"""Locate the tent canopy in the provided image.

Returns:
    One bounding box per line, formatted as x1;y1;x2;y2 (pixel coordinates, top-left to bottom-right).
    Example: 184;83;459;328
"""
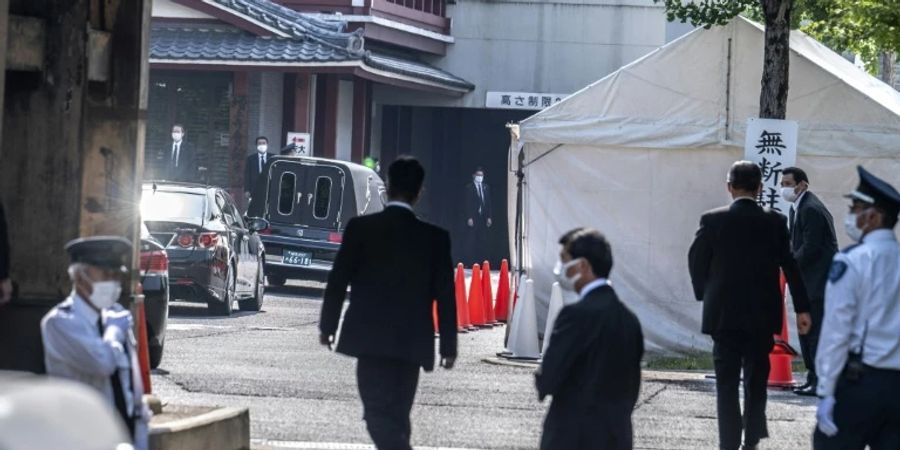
511;17;900;353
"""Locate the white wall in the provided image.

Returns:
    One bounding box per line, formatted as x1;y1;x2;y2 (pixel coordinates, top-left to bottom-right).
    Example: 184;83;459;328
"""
258;72;284;147
335;80;354;161
374;0;667;108
153;0;215;19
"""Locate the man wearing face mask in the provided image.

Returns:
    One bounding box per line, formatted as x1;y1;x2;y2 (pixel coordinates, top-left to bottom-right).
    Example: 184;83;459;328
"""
464;167;493;264
688;161;811;450
41;237;150;450
163;124;198;182
779;167;838;397
244;136;275;200
813;166;900;449
536;228;644;450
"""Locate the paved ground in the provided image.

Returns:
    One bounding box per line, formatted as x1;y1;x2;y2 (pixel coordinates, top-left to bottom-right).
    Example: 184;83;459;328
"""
151;282;818;450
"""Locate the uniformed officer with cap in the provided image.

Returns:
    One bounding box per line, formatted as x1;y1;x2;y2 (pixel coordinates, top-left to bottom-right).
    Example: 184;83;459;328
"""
41;236;150;450
814;166;900;449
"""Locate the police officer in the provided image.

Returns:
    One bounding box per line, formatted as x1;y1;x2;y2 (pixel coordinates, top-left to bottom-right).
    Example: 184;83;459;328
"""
814;166;900;449
41;237;150;450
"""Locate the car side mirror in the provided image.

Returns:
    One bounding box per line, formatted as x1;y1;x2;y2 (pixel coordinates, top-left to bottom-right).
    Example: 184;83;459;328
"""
247;217;269;233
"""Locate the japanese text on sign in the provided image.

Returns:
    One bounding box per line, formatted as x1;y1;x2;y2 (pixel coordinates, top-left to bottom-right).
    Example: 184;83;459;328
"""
486;92;568;110
743;119;798;215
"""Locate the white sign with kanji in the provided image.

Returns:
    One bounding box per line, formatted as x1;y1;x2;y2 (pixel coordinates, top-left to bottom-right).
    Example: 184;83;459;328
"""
286;132;311;156
485;92;568;110
743;118;799;216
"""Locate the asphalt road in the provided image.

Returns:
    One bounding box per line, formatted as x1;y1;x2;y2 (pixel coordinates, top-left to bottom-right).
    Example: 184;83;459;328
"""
151;282;818;450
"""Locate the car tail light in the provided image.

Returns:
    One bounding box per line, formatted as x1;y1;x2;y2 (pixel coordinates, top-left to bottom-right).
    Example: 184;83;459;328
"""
258;226;272;235
177;233;194;248
197;232;219;248
140;250;169;275
328;232;343;243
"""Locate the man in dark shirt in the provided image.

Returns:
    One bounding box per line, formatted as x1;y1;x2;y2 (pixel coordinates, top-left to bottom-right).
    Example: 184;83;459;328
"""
536;227;644;450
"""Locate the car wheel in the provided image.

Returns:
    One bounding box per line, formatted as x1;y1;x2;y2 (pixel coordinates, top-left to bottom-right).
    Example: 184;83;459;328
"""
267;275;286;287
239;259;264;312
149;342;164;369
209;265;235;316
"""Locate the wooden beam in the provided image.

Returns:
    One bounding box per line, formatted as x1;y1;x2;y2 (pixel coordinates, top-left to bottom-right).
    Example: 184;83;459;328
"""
6;15;45;72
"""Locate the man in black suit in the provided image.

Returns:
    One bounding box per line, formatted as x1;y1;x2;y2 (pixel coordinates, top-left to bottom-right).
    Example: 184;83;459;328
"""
163;124;198;182
319;156;457;450
780;167;838;397
244;136;275;199
537;228;644;450
464;167;493;264
688;161;812;450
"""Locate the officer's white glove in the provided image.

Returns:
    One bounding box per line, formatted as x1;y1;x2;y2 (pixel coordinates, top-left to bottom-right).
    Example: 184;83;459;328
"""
816;395;838;437
106;310;133;333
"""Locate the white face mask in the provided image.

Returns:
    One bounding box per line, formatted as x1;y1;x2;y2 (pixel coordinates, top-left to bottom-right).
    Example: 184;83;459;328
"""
89;280;122;309
780;187;798;203
844;213;864;242
172;132;183;142
553;259;583;292
257;144;268;153
474;175;484;184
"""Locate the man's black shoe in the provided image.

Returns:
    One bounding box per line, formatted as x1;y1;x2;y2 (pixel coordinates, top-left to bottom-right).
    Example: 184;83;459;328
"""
793;382;812;391
741;444;758;450
793;385;817;396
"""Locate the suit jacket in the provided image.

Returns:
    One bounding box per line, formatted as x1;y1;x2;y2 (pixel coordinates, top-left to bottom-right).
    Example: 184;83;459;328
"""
688;198;811;336
319;206;457;370
536;285;644;449
791;192;838;301
163;140;198;182
464;182;492;222
0;201;8;280
244;152;275;193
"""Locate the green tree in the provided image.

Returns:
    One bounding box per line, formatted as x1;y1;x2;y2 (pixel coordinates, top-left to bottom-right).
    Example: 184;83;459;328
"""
657;0;795;119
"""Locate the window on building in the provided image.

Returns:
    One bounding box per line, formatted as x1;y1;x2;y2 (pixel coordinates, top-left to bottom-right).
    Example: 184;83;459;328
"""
278;173;296;216
313;177;332;219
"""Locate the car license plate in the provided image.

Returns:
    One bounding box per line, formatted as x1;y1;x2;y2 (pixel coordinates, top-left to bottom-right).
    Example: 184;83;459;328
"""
283;250;312;266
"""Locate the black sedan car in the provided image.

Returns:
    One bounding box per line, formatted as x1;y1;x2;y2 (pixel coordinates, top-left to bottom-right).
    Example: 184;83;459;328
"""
139;222;169;368
140;182;268;316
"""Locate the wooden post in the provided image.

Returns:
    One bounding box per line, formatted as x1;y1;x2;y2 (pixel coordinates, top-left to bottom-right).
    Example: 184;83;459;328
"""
351;78;370;163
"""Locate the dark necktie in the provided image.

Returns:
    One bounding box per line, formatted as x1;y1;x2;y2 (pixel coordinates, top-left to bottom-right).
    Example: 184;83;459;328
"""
789;206;796;230
259;154;264;174
98;319;130;424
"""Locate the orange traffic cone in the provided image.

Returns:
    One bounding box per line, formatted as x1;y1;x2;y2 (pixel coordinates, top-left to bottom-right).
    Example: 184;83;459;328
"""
135;296;152;394
482;261;497;325
433;300;439;335
455;264;471;332
768;272;797;388
468;264;487;327
495;259;511;322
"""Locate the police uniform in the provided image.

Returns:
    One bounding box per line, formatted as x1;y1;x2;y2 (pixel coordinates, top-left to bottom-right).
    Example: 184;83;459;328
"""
814;167;900;449
40;237;150;450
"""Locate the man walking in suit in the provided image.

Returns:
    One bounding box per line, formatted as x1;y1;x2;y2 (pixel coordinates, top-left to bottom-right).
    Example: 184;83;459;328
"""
464;167;493;264
244;136;275;199
164;124;198;182
319;156;457;450
537;227;644;450
689;160;812;450
780;167;838;397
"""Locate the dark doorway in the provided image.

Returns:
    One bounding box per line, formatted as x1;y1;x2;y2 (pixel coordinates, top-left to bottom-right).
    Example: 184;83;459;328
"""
380;106;531;266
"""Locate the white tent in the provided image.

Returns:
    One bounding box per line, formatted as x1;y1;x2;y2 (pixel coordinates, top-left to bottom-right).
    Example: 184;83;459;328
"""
509;16;900;353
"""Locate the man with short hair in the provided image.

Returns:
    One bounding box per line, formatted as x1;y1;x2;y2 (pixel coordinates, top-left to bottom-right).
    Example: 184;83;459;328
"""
464;167;493;264
813;166;900;449
689;160;812;450
780;167;838;396
319;156;457;450
244;136;275;198
536;227;644;450
164;124;198;182
41;237;149;450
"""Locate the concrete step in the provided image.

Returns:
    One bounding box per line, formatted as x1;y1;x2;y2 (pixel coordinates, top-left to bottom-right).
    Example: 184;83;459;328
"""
150;404;249;450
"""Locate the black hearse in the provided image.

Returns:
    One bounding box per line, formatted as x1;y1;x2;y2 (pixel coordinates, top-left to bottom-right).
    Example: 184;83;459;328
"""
247;156;386;285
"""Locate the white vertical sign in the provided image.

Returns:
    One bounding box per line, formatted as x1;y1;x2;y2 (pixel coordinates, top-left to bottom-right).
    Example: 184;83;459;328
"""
286;132;311;156
743;118;799;216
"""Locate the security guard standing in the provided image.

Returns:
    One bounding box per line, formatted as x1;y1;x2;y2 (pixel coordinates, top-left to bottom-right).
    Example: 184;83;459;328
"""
41;237;150;450
814;166;900;449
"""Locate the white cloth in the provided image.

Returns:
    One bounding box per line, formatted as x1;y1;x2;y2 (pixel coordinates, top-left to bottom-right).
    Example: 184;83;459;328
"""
578;278;611;301
386;201;413;212
816;229;900;397
41;294;150;450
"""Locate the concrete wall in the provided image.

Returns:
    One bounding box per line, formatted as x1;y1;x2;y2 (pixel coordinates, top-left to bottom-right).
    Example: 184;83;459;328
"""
247;72;284;155
373;0;667;108
335;79;354;161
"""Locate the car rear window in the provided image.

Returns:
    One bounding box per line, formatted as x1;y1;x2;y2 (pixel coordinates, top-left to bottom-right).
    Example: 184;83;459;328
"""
141;190;206;221
278;172;296;216
313;176;332;219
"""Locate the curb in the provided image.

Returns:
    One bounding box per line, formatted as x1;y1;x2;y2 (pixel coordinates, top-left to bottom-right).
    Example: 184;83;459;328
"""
150;406;250;450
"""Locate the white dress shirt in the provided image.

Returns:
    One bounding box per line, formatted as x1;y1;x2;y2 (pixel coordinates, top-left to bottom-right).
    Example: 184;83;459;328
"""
578;278;611;301
816;229;900;397
171;142;181;167
386;201;414;212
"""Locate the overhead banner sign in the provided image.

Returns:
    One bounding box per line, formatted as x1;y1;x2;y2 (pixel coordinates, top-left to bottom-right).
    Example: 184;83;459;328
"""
743;118;799;216
286;132;311;156
486;91;568;110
